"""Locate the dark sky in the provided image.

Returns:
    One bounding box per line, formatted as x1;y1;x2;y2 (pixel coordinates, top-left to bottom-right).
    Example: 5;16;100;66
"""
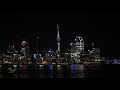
0;11;120;59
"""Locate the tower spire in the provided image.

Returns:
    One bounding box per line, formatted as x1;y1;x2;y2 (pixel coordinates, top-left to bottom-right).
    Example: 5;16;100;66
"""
57;24;60;37
57;24;59;30
56;24;61;53
92;42;94;48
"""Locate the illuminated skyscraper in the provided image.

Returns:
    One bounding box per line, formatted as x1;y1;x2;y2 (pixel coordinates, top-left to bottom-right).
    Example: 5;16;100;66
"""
70;36;84;61
21;41;30;58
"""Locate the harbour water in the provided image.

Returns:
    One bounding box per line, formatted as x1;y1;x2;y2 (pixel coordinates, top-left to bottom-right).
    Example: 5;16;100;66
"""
0;63;105;78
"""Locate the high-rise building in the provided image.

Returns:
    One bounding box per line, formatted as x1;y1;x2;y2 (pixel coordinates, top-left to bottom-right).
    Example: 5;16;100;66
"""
70;36;84;62
75;36;84;52
21;41;30;58
89;48;100;61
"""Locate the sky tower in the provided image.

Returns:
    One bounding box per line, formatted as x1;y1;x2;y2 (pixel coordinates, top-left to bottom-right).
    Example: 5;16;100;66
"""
56;24;61;53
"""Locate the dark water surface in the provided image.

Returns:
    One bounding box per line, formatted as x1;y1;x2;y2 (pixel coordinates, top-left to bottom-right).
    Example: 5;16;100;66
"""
0;64;106;78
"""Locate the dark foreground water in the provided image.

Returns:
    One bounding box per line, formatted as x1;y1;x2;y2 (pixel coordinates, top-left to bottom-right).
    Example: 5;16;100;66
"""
0;64;108;78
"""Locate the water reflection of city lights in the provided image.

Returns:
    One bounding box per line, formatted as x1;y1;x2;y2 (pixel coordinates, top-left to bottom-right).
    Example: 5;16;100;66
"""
77;65;85;71
57;65;61;69
39;65;44;67
49;65;53;70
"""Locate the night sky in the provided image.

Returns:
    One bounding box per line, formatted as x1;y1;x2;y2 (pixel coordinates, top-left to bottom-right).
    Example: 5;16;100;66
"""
0;11;120;59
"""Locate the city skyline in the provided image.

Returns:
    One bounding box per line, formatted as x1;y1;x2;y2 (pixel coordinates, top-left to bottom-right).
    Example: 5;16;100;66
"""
0;12;120;59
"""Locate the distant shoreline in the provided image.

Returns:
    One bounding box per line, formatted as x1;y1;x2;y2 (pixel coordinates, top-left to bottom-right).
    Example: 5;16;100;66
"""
0;62;103;65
